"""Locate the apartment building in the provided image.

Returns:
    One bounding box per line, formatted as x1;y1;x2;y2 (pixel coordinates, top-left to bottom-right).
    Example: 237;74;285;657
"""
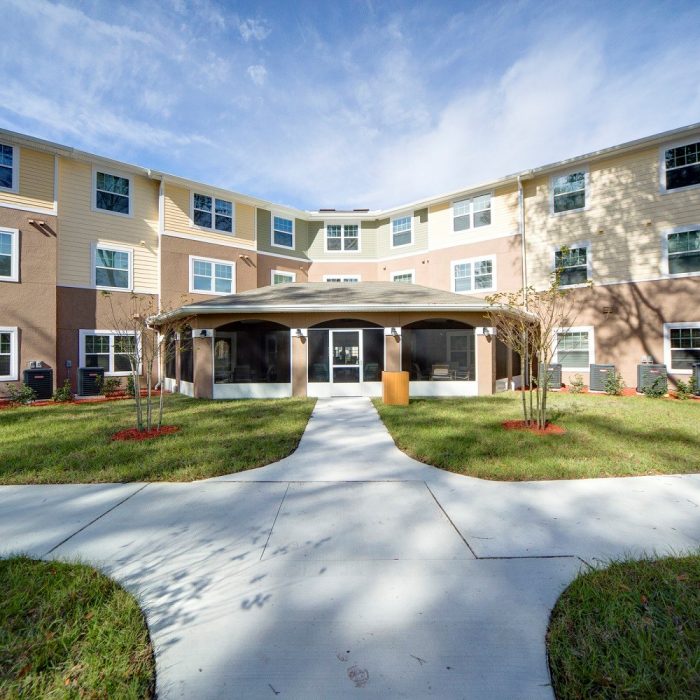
1;123;698;399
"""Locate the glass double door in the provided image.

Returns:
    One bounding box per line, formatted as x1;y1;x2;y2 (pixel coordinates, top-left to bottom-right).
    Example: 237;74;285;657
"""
331;330;361;384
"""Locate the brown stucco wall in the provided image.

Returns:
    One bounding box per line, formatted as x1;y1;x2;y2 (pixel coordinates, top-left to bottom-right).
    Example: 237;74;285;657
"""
0;209;57;395
193;336;213;399
56;287;158;388
291;335;308;397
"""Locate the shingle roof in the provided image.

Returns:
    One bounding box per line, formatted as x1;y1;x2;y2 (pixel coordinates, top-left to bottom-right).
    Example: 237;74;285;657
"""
165;282;505;318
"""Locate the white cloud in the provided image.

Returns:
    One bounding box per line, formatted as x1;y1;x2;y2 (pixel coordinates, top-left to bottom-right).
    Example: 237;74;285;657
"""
238;18;270;42
246;64;268;86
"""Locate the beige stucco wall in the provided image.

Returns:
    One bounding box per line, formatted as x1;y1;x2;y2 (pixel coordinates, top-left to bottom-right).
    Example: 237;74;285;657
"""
0;143;55;211
57;158;159;292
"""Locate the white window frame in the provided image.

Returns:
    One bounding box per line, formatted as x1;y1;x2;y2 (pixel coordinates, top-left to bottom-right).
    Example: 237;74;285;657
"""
189;255;235;295
451;255;496;294
390;213;413;248
391;269;415;283
79;329;142;377
322;274;361;282
659;137;700;195
553;326;595;372
324;221;361;253
92;243;134;292
271;213;295;250
0;143;19;194
91;166;133;218
552;240;591;288
452;192;493;231
663;322;700;375
271;269;296;285
0;326;19;381
550;167;589;215
190;191;235;234
0;227;20;282
661;225;700;278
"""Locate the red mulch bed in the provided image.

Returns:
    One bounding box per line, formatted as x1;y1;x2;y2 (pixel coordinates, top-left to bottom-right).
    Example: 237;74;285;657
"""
502;419;566;435
0;390;162;410
111;425;179;441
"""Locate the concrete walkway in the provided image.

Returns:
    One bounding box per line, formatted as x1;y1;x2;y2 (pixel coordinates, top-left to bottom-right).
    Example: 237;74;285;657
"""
1;397;699;698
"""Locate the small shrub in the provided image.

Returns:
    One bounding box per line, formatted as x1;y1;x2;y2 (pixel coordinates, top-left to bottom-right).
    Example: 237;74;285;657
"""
52;379;73;403
5;383;37;405
642;376;667;398
675;375;696;400
101;377;122;397
604;370;625;396
126;375;137;398
568;374;586;394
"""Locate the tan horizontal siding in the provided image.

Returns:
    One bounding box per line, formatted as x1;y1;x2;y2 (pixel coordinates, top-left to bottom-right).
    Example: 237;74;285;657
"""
0;145;54;210
525;144;700;288
57;158;159;291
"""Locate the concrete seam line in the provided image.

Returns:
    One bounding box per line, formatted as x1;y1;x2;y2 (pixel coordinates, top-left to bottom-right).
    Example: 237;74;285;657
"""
477;555;579;560
44;483;150;557
260;482;290;561
423;482;479;559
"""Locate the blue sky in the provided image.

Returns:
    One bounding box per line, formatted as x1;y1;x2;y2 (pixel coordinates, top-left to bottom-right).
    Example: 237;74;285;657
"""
2;0;700;210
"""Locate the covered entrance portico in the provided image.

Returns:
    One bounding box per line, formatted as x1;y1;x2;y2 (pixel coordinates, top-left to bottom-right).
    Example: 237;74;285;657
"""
157;282;523;400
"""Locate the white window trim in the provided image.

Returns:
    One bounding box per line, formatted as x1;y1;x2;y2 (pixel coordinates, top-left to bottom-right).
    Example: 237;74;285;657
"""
271;212;295;250
0;143;19;194
451;255;497;294
391;269;415;283
92;242;134;292
322;274;361;282
553;325;595;372
660;225;700;278
0;326;19;381
0;227;20;282
451;191;493;230
323;220;362;253
189;255;236;295
271;269;296;284
663;322;700;375
189;190;235;234
552;240;592;288
78;329;142;377
659;137;700;195
91;166;133;218
549;167;589;216
390;212;414;248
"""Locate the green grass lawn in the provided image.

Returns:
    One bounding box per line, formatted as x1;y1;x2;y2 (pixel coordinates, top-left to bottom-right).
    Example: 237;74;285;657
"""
0;557;155;699
547;554;700;699
0;394;315;484
373;392;700;480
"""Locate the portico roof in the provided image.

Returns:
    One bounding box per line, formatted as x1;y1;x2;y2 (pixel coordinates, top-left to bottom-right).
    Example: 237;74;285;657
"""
158;282;531;321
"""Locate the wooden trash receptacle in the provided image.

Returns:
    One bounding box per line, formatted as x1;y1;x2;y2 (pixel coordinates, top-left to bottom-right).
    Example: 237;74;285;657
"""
382;371;409;405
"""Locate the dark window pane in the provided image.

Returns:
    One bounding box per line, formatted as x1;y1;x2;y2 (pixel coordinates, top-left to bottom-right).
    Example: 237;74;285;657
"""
327;237;341;251
0;356;9;375
180;330;193;383
0;255;10;276
671;348;700;370
362;329;384;381
96;191;129;213
194;209;212;228
114;354;132;372
274;230;293;247
666;163;700;190
554;190;585;212
165;333;177;379
402;325;475;381
85;354;109;370
474;210;491;227
669;251;700;274
333;367;360;383
96;268;129;288
453;215;470;231
559;267;588;286
393;230;412;246
344;237;359;251
309;330;329;382
0;165;12;189
215;215;232;232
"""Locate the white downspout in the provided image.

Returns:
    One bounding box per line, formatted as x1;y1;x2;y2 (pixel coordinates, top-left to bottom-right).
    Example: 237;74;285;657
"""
518;174;527;303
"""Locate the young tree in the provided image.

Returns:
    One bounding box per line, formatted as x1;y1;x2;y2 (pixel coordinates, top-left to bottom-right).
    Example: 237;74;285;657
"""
102;292;191;431
486;271;587;429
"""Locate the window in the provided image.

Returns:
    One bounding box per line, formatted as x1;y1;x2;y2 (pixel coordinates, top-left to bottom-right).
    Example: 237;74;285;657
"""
323;275;360;282
452;256;495;293
0;143;17;192
80;331;138;375
192;193;234;233
326;223;360;252
453;194;491;231
552;171;586;213
663;141;700;191
391;215;413;247
94;170;131;215
272;215;294;249
554;244;589;286
391;270;414;283
94;245;132;290
271;270;296;285
190;257;234;294
555;328;594;370
666;229;700;275
0;228;19;282
0;327;18;381
665;323;700;372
